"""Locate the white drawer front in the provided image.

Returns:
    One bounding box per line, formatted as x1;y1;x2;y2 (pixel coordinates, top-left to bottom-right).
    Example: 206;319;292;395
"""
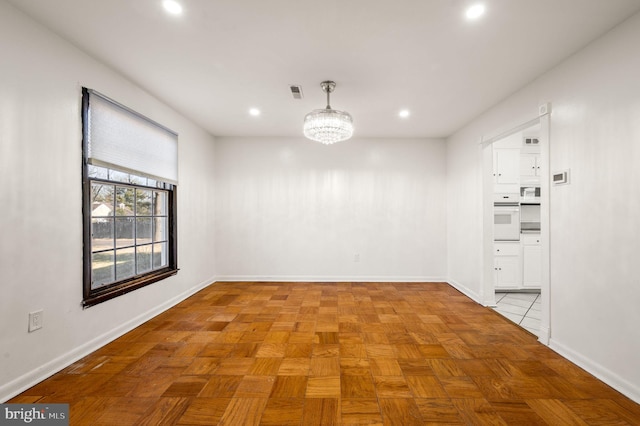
522;234;541;245
494;243;519;256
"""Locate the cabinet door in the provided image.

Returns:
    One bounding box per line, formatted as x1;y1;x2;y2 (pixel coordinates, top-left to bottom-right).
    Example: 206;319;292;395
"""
520;153;541;184
523;244;542;288
495;256;520;289
495;149;520;184
520;154;537;177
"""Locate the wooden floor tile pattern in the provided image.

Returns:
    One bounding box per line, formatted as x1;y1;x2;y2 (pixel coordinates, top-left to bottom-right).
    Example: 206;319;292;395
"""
10;282;640;425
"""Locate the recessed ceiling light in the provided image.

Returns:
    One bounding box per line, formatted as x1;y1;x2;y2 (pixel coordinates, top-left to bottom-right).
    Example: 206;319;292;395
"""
466;3;485;20
162;0;183;15
249;108;261;117
399;109;410;118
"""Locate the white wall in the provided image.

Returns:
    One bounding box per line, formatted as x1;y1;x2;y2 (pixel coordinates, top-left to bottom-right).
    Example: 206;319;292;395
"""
214;137;447;282
447;12;640;402
0;1;216;401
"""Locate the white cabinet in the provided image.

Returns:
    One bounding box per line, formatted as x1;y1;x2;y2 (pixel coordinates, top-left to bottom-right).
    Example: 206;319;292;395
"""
495;257;520;289
494;238;542;290
522;235;542;288
494;149;520;188
520;153;541;184
494;242;521;289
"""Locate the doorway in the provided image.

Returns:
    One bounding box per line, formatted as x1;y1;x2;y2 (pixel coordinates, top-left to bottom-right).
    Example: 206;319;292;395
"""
481;111;551;344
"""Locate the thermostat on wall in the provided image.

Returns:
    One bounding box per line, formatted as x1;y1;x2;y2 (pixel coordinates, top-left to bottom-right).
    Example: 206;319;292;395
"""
552;169;570;185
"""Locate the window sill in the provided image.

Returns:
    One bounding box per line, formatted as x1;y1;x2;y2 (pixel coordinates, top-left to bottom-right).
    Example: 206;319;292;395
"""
82;268;178;308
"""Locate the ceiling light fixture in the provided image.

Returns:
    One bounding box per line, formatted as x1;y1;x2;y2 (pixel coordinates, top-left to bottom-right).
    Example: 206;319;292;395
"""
162;0;183;15
466;3;485;20
399;109;410;118
303;81;353;145
249;108;261;116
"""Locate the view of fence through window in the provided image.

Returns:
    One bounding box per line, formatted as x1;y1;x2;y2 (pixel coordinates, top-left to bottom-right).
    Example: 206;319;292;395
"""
89;166;169;289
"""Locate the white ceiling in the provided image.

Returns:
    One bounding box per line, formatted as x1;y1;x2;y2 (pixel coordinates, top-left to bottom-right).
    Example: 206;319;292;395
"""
7;0;640;138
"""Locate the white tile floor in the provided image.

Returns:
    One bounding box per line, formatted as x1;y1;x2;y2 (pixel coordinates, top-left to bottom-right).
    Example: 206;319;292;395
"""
493;292;541;336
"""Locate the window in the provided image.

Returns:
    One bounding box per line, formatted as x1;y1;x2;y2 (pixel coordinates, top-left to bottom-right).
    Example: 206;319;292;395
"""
82;88;178;307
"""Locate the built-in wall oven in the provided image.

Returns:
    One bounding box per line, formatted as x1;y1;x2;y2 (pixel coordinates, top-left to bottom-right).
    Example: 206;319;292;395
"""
494;193;520;241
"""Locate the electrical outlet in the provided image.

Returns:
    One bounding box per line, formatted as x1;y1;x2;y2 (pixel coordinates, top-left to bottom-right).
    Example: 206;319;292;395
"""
354;253;360;263
28;310;43;332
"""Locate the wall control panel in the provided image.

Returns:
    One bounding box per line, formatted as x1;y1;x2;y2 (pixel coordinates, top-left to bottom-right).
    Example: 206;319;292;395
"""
552;169;570;185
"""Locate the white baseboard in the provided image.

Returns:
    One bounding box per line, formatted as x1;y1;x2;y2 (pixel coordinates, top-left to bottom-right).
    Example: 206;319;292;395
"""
549;338;640;404
445;278;481;303
537;325;550;345
214;275;447;283
0;277;214;403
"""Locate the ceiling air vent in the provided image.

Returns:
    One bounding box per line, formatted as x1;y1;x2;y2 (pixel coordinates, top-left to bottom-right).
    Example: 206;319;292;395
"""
289;85;303;99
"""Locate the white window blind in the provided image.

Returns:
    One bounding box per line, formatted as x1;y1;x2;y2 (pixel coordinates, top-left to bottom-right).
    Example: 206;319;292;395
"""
86;89;178;184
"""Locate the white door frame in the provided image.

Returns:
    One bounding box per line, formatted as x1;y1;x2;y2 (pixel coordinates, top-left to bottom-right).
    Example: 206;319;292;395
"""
479;106;551;345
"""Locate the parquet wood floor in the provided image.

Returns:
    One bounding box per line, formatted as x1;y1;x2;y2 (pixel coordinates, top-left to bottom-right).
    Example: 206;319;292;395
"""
9;282;640;425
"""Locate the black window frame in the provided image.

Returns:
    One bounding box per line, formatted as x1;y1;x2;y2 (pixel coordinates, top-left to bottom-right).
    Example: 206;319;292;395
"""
81;88;178;308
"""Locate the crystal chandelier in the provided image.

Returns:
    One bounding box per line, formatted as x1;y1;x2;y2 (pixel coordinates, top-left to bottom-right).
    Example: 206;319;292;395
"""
303;81;354;144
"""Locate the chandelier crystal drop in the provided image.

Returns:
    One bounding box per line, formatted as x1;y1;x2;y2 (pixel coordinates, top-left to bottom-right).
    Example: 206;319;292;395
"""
303;81;353;144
